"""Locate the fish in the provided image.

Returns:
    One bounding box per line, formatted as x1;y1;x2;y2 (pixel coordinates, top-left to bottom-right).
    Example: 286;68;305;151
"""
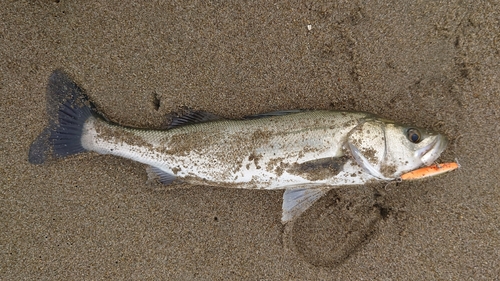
29;70;449;223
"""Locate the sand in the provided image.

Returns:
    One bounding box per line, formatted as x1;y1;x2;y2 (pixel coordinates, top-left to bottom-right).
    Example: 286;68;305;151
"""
1;1;499;279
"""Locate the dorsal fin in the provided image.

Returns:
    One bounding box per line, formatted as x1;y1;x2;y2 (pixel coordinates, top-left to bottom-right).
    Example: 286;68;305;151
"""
243;110;306;119
163;107;224;129
163;109;306;129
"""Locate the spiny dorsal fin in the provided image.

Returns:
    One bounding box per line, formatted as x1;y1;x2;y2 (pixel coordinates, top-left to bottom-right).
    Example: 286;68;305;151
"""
244;110;306;120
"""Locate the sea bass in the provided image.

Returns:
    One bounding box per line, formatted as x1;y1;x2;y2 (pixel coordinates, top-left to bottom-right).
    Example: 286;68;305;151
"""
29;70;449;222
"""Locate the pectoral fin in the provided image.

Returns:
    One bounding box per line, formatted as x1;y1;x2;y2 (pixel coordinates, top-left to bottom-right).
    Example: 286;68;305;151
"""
286;157;348;181
282;187;329;223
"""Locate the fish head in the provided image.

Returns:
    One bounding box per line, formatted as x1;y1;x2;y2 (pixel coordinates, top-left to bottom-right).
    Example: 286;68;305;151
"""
346;119;448;180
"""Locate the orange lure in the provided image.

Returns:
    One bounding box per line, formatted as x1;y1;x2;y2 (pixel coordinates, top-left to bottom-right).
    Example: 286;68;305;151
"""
399;162;460;181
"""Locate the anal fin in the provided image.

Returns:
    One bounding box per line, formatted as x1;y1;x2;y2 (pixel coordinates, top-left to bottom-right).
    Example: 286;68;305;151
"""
282;187;329;223
146;166;177;185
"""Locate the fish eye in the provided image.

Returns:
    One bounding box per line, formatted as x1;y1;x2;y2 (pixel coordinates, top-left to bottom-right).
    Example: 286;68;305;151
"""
406;128;422;143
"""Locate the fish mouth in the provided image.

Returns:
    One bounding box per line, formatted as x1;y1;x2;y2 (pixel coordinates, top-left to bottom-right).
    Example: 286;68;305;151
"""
417;136;448;166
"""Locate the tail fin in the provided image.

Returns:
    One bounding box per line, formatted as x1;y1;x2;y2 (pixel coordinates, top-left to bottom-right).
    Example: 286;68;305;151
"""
29;70;95;164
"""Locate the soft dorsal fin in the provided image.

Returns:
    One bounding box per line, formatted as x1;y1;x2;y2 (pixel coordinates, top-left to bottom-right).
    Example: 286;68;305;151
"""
163;107;224;129
282;187;330;223
244;110;306;119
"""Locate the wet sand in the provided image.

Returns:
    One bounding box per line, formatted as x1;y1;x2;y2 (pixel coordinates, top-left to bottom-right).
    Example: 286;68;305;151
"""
1;1;499;279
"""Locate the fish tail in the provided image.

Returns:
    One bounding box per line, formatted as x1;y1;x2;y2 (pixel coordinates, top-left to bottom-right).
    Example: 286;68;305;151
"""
29;70;96;164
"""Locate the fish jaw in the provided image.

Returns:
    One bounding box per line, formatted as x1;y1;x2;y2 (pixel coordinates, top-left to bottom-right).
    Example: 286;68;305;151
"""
417;135;448;166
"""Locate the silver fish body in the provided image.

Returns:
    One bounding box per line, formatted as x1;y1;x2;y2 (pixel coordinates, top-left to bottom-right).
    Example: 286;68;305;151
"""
82;111;372;188
30;70;449;222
